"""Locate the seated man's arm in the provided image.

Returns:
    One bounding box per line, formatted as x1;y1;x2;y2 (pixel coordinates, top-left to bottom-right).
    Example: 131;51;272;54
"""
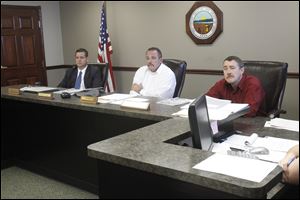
139;73;176;99
131;83;142;93
130;67;145;95
58;78;66;88
58;69;72;88
206;81;223;98
243;81;265;117
279;145;299;185
283;157;299;185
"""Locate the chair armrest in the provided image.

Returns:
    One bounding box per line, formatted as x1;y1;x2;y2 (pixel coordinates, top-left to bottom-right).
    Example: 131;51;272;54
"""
268;109;287;119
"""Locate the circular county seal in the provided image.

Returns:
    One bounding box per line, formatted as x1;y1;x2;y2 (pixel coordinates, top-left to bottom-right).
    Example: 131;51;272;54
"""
186;1;223;44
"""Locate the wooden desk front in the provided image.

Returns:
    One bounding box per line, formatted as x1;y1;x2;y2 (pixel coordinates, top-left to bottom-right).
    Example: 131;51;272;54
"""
1;86;178;194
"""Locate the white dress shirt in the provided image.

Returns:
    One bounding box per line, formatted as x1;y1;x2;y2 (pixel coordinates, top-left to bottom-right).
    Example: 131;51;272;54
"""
130;63;176;99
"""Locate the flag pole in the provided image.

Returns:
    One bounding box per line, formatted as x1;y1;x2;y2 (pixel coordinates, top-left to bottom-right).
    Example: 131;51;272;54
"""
98;1;116;92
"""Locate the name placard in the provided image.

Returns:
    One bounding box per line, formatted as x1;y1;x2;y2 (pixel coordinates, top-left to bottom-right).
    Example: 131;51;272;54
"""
80;96;98;104
38;92;54;99
8;88;21;96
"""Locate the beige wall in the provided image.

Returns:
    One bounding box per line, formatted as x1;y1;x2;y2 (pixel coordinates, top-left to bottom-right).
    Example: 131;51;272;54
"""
104;1;299;120
105;1;299;72
3;1;298;120
60;1;299;70
60;1;103;64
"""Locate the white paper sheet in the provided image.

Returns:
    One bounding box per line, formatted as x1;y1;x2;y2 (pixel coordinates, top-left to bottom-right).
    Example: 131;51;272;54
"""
54;88;84;95
224;134;299;152
98;93;137;104
20;86;59;93
171;96;248;120
171;109;188;118
98;93;136;100
245;133;258;146
206;96;231;109
265;118;299;132
207;103;249;120
121;100;150;110
157;97;193;106
193;153;277;183
222;134;299;163
254;136;299;152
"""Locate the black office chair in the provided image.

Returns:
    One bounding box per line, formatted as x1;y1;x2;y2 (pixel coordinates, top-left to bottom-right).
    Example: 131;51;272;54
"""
89;63;109;88
163;59;187;97
243;61;288;118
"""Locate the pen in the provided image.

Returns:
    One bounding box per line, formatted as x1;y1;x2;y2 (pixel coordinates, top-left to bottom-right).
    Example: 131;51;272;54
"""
287;156;296;167
230;147;245;152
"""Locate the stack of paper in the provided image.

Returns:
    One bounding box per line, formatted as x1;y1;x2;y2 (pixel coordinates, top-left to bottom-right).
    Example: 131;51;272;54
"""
97;93;137;104
20;86;59;93
225;134;299;152
222;134;299;163
206;96;249;120
198;133;298;183
172;109;188;118
206;96;231;109
172;96;249;120
157;97;193;106
265;118;299;132
193;153;277;183
121;100;150;110
54;88;84;95
170;99;195;117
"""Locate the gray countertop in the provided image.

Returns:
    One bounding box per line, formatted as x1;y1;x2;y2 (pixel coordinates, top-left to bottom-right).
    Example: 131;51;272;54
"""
1;86;179;121
87;117;299;198
2;85;299;198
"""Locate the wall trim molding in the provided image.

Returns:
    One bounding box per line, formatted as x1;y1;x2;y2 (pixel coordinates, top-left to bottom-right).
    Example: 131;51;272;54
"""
47;65;299;79
46;65;70;70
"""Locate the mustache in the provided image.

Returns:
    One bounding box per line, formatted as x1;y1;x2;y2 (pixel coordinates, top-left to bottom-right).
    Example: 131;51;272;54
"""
226;74;234;78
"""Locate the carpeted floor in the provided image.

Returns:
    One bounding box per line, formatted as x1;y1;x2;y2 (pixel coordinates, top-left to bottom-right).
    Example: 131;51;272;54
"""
1;167;98;199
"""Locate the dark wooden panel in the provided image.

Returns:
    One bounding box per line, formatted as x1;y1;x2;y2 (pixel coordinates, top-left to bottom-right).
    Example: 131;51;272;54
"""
2;99;159;194
98;160;241;199
1;5;47;87
19;16;33;29
1;66;41;86
1;16;14;29
7;78;21;85
21;35;35;65
25;76;38;85
1;35;18;66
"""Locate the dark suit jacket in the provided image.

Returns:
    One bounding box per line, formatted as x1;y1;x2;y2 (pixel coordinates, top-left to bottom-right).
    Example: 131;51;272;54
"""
58;65;102;88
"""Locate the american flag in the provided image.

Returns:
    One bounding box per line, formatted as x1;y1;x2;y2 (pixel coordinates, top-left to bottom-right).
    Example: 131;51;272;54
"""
98;3;115;92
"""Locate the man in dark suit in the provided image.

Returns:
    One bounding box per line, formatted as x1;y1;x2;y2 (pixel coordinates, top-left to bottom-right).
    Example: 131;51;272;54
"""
58;48;102;89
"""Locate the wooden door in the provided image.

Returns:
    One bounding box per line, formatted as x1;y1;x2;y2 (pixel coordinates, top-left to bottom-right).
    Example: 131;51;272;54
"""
1;5;47;86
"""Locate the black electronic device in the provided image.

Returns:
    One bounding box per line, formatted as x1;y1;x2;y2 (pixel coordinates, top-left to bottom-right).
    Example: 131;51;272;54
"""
176;95;250;148
212;106;249;143
188;95;214;150
61;92;71;99
75;87;105;97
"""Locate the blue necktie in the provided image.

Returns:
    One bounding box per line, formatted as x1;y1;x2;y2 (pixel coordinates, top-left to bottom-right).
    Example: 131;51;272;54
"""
74;71;82;89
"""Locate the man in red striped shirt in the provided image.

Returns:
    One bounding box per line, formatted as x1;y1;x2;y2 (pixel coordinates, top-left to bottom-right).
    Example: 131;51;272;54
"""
206;56;265;117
